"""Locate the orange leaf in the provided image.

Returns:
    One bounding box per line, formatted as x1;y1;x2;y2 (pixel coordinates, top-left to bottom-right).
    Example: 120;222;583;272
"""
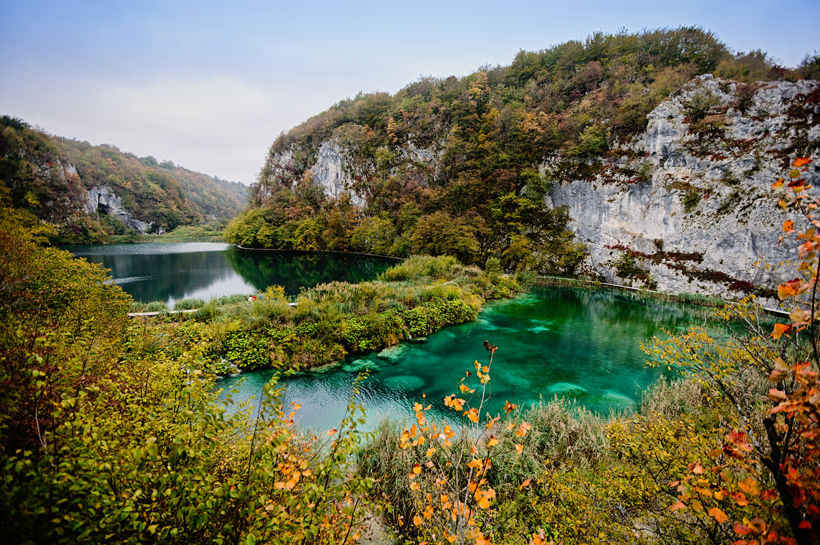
327;427;338;436
777;280;802;300
793;156;812;168
467;458;483;470
767;388;788;402
519;478;531;490
737;477;760;496
782;219;795;233
772;323;792;340
708;507;729;524
515;444;523;455
669;500;686;511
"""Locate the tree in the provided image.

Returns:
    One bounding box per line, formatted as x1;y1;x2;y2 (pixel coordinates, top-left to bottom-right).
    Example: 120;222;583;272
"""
645;157;819;545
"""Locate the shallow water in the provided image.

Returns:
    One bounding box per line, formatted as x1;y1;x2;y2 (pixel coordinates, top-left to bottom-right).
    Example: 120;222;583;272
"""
68;243;396;304
217;287;711;432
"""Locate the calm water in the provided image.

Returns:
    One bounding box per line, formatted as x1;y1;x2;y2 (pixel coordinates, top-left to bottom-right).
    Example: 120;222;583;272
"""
68;243;396;304
218;288;710;432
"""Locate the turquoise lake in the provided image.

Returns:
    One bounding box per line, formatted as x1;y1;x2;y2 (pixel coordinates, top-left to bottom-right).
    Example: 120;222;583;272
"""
218;287;710;432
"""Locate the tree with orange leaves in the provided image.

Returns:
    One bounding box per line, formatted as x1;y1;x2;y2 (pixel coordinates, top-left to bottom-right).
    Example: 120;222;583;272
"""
646;157;819;545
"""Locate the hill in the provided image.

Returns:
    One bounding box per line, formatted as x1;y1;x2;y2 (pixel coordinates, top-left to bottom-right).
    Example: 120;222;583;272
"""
226;27;819;297
0;116;248;243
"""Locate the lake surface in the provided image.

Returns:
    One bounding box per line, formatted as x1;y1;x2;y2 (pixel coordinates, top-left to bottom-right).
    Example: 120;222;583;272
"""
68;243;397;304
218;287;711;432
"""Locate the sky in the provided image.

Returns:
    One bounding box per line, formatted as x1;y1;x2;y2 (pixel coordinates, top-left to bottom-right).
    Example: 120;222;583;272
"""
0;1;817;185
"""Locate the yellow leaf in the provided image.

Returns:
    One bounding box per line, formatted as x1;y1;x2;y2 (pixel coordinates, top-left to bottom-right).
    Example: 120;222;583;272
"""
789;307;810;324
467;458;482;470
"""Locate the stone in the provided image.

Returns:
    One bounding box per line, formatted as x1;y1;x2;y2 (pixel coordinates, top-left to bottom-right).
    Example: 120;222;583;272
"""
85;185;154;234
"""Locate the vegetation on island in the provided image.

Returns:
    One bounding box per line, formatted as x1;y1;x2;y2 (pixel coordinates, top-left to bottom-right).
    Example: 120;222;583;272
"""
0;115;248;244
226;27;818;276
138;255;518;374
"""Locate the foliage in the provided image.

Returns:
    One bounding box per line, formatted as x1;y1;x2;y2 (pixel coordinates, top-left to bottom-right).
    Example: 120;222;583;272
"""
641;157;820;545
360;345;538;544
0;206;375;544
146;256;519;375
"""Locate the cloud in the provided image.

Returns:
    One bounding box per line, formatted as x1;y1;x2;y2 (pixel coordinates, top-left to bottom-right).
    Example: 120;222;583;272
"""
1;74;314;184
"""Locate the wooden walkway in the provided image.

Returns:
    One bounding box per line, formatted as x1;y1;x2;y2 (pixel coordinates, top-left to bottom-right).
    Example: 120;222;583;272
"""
128;302;298;318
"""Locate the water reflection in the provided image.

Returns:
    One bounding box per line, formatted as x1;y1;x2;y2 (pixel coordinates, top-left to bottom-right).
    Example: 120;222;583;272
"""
68;243;396;304
225;248;398;295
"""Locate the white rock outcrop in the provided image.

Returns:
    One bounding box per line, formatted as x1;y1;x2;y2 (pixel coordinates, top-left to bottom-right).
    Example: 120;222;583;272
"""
309;141;365;205
85;185;154;234
549;76;819;301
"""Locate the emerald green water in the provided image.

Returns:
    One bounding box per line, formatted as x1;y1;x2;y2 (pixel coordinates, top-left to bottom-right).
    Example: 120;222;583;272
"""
68;243;396;304
218;288;709;432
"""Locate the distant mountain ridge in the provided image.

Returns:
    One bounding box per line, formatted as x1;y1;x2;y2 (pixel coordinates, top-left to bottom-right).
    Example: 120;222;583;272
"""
0;116;248;243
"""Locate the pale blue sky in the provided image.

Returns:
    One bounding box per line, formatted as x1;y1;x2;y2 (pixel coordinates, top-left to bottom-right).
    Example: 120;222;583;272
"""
1;0;817;184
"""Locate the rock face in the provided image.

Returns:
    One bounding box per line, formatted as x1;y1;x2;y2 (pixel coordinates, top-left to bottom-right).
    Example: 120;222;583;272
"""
309;141;365;206
548;76;819;301
264;137;439;208
84;185;155;234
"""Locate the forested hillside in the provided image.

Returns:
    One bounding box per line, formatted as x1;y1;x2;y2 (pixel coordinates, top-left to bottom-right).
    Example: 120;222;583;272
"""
0;116;248;243
227;27;819;281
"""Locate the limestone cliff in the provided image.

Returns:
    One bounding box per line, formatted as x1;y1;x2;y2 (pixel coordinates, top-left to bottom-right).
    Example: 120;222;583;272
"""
548;76;818;300
84;185;156;234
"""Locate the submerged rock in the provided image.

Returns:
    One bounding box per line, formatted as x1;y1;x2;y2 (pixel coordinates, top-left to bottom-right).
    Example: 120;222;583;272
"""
376;344;409;362
382;374;426;391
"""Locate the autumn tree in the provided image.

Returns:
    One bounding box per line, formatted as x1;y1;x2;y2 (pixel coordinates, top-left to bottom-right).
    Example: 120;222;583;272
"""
645;157;819;545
